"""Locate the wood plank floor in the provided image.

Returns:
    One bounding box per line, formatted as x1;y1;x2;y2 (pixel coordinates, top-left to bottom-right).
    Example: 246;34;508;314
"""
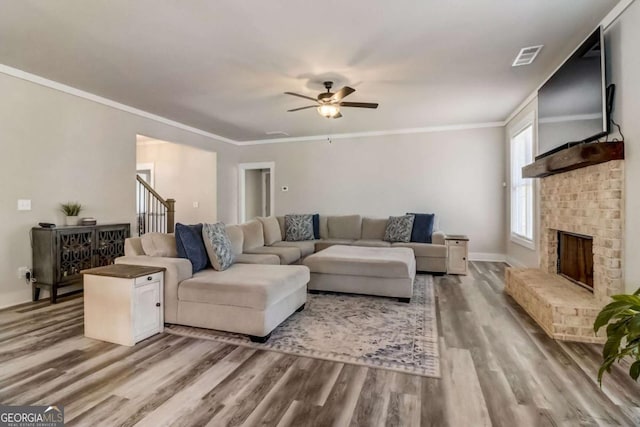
1;262;639;426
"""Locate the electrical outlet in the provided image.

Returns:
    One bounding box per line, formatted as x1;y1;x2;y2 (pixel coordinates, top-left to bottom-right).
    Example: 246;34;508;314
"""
193;201;199;208
17;266;30;279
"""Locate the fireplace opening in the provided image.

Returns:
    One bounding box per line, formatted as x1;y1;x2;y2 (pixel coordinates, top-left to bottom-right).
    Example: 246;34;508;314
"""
557;231;594;292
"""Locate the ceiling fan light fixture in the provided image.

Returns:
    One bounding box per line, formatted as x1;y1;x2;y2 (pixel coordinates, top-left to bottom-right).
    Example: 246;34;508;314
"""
317;104;340;118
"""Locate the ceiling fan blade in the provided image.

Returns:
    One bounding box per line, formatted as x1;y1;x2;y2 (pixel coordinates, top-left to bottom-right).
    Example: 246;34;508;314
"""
284;92;319;102
287;105;317;112
333;112;343;119
339;101;379;109
330;86;356;102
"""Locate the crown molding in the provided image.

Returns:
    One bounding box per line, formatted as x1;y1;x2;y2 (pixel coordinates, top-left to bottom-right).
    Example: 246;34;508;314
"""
1;63;508;147
236;121;506;146
0;63;238;145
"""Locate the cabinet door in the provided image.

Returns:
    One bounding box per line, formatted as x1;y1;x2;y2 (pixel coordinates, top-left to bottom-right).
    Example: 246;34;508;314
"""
448;245;468;274
134;281;162;341
94;226;129;267
57;228;94;283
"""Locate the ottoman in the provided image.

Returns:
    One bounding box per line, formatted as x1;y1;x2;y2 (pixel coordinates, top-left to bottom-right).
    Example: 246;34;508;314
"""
303;245;416;301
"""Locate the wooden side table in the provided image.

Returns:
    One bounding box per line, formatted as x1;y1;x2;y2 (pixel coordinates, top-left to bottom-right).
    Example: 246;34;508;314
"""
82;264;165;346
445;235;469;275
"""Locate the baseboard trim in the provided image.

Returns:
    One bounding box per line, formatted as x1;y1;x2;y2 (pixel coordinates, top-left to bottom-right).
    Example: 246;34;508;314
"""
505;256;527;268
0;288;33;310
469;252;506;262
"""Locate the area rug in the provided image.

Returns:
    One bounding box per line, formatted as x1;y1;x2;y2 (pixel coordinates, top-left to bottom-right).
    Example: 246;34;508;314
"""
166;274;440;378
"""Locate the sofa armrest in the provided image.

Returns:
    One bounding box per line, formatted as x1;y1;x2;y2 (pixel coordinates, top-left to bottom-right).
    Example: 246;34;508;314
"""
115;255;193;324
124;237;145;256
432;230;446;246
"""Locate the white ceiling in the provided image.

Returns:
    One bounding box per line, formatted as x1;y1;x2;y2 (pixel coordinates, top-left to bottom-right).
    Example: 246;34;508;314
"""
0;0;619;142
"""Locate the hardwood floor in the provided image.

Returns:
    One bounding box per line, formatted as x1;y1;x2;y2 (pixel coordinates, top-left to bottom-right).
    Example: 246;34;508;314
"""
1;262;638;426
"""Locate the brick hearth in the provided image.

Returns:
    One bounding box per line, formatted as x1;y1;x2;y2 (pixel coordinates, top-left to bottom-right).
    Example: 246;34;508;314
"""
506;160;624;343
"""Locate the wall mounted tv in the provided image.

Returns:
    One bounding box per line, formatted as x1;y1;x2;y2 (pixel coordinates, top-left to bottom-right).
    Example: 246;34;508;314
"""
537;26;609;160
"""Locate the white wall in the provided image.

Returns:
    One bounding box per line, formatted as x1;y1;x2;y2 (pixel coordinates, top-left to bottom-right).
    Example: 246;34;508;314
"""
0;72;240;307
607;0;640;293
505;99;540;268
136;141;218;224
238;127;506;257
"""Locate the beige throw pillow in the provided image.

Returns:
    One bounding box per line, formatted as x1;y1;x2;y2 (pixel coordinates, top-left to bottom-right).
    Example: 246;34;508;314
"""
140;233;178;257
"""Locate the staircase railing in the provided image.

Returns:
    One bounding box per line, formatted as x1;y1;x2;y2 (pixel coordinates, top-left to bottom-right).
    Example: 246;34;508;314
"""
136;175;175;235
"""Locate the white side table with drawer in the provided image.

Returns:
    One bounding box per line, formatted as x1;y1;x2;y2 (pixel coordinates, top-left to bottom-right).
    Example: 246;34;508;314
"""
82;264;165;346
445;235;469;275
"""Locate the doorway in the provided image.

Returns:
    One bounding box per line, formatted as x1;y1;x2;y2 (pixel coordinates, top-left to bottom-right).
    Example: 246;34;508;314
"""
239;162;275;223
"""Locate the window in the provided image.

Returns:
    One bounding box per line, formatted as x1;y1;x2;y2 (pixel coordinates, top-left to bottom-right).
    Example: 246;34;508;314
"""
510;123;534;248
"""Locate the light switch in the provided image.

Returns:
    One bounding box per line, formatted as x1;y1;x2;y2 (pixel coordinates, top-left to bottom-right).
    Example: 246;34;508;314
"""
17;199;31;211
193;202;199;208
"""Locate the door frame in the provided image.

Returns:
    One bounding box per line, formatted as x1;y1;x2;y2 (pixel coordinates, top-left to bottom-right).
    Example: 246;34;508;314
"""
238;162;275;223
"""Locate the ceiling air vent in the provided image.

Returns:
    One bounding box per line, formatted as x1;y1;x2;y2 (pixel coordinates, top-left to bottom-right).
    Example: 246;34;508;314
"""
512;45;544;67
265;131;290;137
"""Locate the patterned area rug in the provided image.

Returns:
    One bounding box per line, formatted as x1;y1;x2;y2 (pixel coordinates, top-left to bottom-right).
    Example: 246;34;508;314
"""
166;274;440;378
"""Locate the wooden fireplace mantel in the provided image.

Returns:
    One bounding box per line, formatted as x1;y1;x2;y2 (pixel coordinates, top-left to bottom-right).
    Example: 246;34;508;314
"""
522;141;624;179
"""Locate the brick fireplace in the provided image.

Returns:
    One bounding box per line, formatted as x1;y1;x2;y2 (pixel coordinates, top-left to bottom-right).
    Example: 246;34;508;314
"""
506;160;624;343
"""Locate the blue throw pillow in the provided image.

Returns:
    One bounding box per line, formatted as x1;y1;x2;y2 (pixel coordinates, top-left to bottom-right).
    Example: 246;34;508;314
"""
407;213;435;244
175;223;209;273
312;214;320;239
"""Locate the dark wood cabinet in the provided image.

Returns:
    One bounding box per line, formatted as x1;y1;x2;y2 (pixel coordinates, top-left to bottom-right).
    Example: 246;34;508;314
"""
31;224;130;303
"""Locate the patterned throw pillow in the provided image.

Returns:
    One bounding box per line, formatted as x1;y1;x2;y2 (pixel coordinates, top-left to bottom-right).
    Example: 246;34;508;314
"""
285;214;315;241
384;215;415;243
202;222;235;271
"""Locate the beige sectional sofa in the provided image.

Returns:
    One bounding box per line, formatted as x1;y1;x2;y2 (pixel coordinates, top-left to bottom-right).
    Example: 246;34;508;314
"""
118;231;309;342
116;213;446;342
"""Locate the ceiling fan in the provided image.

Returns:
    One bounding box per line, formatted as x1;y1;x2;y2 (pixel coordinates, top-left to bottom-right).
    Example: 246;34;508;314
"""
284;81;379;119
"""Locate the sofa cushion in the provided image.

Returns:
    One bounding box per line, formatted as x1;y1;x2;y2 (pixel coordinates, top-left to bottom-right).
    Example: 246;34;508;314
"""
175;223;209;273
391;242;447;258
327;215;362;240
226;225;244;256
319;215;329;239
353;239;392;248
234;253;280;265
285;214;314;241
178;264;310;310
241;220;264;251
315;239;354;252
384;215;415;243
244;246;301;265
257;216;282;246
407;213;435;244
202;223;234;271
140;233;177;257
273;240;315;257
361;217;388;240
276;216;286;240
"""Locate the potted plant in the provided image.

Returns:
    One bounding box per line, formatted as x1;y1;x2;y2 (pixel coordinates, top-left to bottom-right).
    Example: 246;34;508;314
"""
60;202;83;226
594;288;640;385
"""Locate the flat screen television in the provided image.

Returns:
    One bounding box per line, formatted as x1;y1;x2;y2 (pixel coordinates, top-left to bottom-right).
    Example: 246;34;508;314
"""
537;26;609;159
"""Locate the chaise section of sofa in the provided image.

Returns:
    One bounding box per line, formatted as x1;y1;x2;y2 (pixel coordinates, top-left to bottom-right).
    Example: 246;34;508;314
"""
117;233;309;340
